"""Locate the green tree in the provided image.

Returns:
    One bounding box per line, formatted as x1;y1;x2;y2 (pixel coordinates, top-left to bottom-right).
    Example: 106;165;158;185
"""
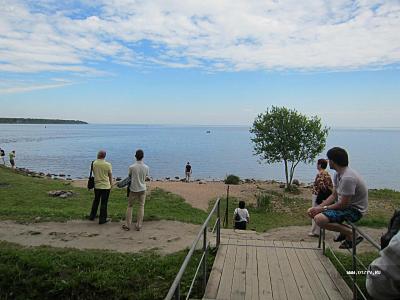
250;106;329;190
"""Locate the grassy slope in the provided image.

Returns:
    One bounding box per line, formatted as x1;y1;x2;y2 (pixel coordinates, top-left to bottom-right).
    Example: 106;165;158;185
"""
0;166;213;299
0;166;208;223
0;241;214;300
326;249;378;299
216;186;400;232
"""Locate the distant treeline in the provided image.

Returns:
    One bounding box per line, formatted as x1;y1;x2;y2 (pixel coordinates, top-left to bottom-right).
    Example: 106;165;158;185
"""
0;118;88;124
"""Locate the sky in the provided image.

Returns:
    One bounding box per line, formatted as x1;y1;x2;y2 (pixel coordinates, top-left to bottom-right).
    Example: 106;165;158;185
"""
0;0;399;127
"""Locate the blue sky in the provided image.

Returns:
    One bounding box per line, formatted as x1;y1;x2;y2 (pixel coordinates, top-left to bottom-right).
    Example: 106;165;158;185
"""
1;0;399;127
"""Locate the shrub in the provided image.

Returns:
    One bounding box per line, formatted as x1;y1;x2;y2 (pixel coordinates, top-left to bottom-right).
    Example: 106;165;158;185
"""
224;175;240;185
284;185;301;194
256;193;272;212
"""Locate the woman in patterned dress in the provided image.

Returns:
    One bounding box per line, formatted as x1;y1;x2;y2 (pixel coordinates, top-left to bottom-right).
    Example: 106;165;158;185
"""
309;158;333;236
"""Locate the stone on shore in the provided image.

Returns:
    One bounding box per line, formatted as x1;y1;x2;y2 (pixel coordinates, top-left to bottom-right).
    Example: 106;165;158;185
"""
48;190;75;198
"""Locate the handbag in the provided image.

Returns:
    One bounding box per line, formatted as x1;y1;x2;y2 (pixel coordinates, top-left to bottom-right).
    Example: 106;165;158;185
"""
316;188;332;205
126;180;131;197
87;161;95;190
116;176;131;197
234;209;241;222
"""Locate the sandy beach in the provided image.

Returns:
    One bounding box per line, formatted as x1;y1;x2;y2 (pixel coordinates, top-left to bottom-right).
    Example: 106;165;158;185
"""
72;179;313;211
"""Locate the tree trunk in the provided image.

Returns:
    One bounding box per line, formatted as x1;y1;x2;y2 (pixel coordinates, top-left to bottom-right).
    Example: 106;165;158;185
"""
289;161;300;189
284;160;290;188
289;162;295;186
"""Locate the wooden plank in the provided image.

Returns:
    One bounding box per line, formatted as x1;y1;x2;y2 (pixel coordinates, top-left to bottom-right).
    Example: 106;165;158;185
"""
204;241;229;299
231;239;247;300
217;238;237;300
273;241;301;300
292;242;330;300
300;242;344;300
265;240;287;300
314;251;353;300
245;239;259;300
282;241;316;300
255;239;273;300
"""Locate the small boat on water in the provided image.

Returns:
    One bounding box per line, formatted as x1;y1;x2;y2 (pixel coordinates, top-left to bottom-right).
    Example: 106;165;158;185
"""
206;130;211;134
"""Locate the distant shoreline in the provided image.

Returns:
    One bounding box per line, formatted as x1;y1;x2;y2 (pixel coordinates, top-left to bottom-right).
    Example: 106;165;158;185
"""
0;118;87;124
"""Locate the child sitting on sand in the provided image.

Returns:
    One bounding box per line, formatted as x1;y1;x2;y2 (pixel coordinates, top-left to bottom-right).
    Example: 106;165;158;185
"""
233;201;250;230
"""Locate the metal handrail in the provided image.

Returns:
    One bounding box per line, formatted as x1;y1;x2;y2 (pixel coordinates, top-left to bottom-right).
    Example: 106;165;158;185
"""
319;220;381;300
165;198;221;300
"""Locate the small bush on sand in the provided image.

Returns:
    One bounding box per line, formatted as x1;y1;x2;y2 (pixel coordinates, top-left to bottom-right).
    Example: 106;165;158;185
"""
224;174;240;185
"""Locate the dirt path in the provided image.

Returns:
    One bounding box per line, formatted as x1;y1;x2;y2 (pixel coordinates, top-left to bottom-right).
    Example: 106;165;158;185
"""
0;220;200;255
0;220;384;255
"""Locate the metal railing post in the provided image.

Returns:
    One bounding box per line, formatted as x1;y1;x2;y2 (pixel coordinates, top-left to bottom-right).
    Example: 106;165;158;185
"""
318;227;322;248
174;282;180;300
352;226;357;300
165;198;220;300
217;200;221;248
203;226;208;293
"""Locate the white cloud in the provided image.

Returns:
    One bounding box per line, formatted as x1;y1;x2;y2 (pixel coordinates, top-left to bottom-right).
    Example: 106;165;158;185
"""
0;82;72;94
0;0;399;75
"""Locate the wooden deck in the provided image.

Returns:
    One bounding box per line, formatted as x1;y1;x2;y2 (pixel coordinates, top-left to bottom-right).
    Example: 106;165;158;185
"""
204;236;352;300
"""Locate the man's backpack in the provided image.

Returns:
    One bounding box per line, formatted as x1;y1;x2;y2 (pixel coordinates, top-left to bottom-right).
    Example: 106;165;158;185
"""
381;210;400;250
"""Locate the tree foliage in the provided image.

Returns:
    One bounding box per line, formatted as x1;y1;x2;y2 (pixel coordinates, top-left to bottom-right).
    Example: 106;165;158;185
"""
250;106;329;188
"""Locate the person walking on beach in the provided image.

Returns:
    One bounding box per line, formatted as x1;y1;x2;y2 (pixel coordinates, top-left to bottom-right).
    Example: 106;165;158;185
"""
9;150;16;168
185;162;192;182
309;158;333;237
307;147;368;249
122;149;149;231
88;150;113;224
0;148;5;165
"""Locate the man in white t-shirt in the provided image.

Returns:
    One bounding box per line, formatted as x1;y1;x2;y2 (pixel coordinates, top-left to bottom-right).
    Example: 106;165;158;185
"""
122;149;149;231
234;201;250;230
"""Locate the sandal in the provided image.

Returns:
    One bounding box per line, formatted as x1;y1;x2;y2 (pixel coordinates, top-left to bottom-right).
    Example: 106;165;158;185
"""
334;233;346;242
122;224;130;231
339;236;364;249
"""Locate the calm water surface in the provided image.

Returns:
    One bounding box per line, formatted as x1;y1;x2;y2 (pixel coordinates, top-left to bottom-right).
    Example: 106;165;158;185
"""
0;124;399;190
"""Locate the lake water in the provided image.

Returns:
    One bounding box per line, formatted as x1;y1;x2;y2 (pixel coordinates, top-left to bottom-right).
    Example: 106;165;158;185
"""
0;124;399;190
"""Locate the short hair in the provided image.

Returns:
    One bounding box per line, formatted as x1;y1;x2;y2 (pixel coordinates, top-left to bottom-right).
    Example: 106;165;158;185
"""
97;150;106;159
135;149;144;160
327;147;349;167
317;158;328;169
239;201;246;209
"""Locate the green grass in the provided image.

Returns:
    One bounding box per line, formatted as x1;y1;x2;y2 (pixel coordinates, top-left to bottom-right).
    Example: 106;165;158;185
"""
0;241;215;300
214;193;311;232
0;166;218;299
214;186;400;232
326;249;379;299
0;166;208;223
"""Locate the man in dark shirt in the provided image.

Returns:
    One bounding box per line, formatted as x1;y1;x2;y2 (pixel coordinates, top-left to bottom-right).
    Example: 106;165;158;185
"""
185;162;192;182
